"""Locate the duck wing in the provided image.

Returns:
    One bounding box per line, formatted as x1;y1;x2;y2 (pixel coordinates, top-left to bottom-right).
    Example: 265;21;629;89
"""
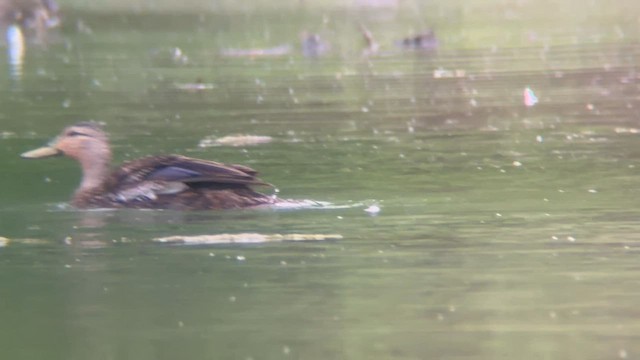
113;155;269;188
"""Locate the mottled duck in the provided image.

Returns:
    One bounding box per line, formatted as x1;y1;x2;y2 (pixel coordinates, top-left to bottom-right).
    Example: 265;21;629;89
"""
21;122;278;210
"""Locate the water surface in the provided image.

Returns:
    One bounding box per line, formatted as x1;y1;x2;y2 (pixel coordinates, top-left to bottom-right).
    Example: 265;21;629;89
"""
1;0;640;359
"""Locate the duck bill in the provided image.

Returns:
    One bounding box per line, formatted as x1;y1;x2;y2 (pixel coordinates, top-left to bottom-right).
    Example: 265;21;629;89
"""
21;146;61;159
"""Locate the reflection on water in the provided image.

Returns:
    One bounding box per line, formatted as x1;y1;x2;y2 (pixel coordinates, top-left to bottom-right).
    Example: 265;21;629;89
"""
5;23;23;81
2;0;61;83
1;0;640;359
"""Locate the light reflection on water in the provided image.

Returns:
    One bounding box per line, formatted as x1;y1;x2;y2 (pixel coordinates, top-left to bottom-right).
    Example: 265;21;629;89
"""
6;24;24;82
1;1;640;359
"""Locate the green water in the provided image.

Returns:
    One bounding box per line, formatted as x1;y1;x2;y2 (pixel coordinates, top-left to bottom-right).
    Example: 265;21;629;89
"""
2;0;640;359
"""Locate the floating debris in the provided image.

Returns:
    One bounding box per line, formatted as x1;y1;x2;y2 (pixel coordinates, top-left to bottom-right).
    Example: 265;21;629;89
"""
150;47;189;65
76;19;93;34
619;349;628;359
174;79;215;92
614;127;640;134
356;0;398;7
433;68;466;78
523;87;538;107
171;47;188;64
0;131;16;139
153;233;343;245
0;237;51;246
220;45;292;58
198;134;273;147
364;204;381;215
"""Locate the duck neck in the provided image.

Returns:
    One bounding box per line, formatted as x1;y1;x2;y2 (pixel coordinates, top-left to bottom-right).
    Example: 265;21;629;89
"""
77;155;111;194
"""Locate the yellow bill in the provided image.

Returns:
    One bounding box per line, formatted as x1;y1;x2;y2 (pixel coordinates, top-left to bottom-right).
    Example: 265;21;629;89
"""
21;146;61;159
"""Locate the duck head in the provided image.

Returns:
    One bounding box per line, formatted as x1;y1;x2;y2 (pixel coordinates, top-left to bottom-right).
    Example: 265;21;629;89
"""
21;122;112;191
22;122;109;159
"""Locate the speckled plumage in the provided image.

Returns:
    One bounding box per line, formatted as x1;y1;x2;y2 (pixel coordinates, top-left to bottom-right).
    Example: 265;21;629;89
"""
21;123;278;210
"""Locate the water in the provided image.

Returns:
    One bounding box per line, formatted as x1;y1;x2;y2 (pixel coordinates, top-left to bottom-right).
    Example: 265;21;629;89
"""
2;0;640;359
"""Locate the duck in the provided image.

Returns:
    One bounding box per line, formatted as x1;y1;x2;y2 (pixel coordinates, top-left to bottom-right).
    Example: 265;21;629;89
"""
21;122;279;210
398;30;438;51
300;32;330;58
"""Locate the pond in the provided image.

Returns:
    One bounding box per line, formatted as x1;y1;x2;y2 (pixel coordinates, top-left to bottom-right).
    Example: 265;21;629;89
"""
1;0;640;358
